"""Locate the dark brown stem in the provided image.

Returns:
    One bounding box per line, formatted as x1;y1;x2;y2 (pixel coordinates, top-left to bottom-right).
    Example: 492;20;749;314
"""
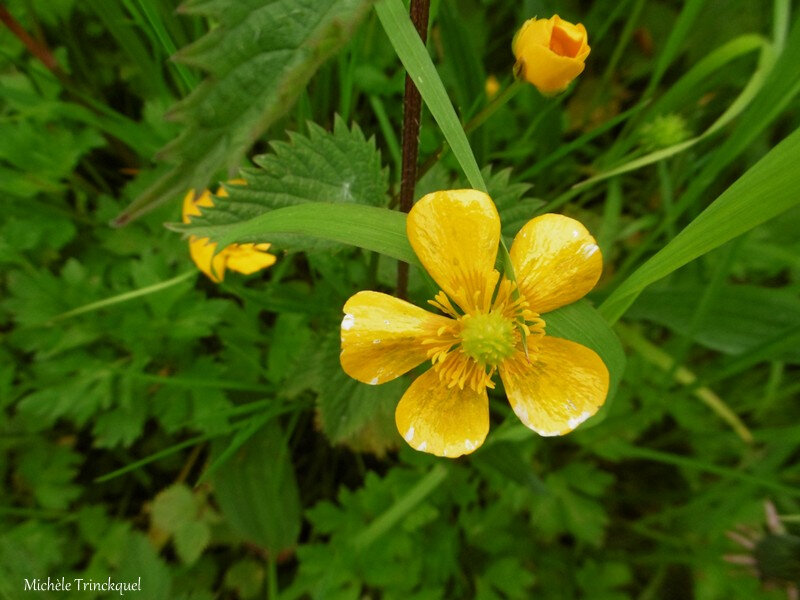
0;5;66;81
396;0;430;300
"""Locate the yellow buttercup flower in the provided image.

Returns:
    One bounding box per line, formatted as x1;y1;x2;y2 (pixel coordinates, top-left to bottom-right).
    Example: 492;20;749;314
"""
513;15;590;95
182;182;276;283
340;190;608;458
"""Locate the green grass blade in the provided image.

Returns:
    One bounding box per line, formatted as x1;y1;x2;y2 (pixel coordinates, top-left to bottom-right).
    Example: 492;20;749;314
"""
39;270;196;325
644;0;708;95
353;464;449;549
600;125;800;323
616;444;800;498
577;37;776;189
172;202;417;264
375;0;486;192
600;34;768;168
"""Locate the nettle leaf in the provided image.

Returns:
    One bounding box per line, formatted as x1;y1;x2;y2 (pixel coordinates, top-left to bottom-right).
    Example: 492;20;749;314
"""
211;420;301;553
309;334;402;456
483;167;545;239
201;118;388;223
115;0;376;224
178;118;390;251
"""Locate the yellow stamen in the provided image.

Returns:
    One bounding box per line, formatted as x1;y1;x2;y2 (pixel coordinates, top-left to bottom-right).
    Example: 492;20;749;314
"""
425;280;547;394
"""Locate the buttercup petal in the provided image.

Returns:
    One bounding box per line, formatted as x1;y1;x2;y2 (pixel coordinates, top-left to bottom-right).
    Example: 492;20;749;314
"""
182;189;214;224
396;367;489;457
340;291;453;386
509;213;602;314
550;16;590;60
516;44;586;94
183;181;272;282
189;236;227;283
499;336;609;437
407;190;501;314
226;243;276;275
512;17;552;51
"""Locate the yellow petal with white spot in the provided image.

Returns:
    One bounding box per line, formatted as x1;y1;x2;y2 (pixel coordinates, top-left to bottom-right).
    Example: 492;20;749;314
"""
340;291;453;386
226;243;276;275
509;213;602;314
189;236;227;283
395;367;489;457
407;190;501;314
499;336;608;436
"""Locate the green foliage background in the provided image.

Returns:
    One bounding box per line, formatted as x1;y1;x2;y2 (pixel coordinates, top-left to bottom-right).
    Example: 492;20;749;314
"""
2;0;800;598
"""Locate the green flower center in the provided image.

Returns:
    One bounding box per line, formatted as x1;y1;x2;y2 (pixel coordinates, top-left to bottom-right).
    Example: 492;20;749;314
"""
460;312;516;367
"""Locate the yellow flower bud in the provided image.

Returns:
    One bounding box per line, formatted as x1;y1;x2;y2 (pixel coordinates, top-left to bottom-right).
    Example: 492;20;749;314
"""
513;15;590;95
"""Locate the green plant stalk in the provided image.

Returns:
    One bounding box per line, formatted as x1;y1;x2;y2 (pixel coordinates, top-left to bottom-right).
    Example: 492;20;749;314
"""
396;0;430;299
127;0;199;91
583;35;774;188
663;237;742;385
352;464;448;549
369;95;402;175
615;322;753;444
376;0;486;192
41;270;196;325
616;444;800;497
602;0;646;85
417;78;523;182
600;123;800;324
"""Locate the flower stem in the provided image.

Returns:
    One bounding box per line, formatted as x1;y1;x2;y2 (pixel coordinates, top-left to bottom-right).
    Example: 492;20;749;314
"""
0;6;66;82
396;0;430;299
41;270;197;325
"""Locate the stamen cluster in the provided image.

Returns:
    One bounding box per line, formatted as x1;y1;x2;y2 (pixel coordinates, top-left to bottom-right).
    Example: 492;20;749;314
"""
423;276;546;394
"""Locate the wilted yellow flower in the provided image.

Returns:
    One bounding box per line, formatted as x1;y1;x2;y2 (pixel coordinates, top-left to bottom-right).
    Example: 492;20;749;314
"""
513;15;590;94
182;182;276;283
340;190;608;458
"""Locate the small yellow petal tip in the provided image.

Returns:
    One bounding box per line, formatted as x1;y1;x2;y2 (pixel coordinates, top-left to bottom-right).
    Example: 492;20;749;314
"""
182;181;275;283
512;14;590;95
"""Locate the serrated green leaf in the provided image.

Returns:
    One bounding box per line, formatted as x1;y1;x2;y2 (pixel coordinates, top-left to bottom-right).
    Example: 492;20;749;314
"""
115;0;375;224
531;463;614;546
187;118;389;231
482;167;544;238
15;443;82;510
211;420;301;553
311;334;401;455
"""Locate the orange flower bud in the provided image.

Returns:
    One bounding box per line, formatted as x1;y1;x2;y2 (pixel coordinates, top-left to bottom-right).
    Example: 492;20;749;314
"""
512;15;590;95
